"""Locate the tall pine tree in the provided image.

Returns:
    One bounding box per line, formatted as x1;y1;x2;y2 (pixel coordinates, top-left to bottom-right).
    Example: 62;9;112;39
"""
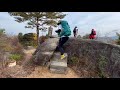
8;12;66;45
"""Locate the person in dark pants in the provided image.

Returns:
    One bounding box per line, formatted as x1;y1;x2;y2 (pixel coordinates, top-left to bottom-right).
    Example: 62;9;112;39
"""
58;37;69;56
73;26;78;38
55;20;71;59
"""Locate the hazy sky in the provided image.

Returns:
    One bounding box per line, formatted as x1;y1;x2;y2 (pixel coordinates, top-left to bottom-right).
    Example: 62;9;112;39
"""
1;12;120;37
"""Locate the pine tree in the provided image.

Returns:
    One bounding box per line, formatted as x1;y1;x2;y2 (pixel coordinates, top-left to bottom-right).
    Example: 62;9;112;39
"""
8;12;66;45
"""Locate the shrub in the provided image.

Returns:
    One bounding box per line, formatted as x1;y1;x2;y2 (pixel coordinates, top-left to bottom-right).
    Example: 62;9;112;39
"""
77;35;82;39
18;32;23;42
69;56;79;66
23;33;37;41
9;54;23;61
21;40;37;47
82;34;90;39
19;33;38;47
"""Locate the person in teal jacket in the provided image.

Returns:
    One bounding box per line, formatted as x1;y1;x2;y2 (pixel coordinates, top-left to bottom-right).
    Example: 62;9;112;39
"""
55;20;71;59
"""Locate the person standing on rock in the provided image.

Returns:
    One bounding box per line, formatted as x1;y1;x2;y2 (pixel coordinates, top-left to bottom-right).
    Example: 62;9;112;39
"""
73;26;78;38
89;29;96;39
55;20;71;59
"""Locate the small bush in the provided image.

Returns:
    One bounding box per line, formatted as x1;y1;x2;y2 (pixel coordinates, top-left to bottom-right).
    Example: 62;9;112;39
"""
82;34;90;39
22;33;37;41
77;35;82;39
69;56;79;66
19;33;38;47
18;32;23;42
9;54;23;61
21;41;37;47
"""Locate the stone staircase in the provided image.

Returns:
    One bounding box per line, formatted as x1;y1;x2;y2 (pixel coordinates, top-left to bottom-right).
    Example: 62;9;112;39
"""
49;52;68;74
33;38;68;74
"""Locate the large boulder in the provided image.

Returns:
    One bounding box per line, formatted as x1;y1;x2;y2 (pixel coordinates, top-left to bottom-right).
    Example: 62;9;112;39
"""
33;38;59;66
64;38;120;78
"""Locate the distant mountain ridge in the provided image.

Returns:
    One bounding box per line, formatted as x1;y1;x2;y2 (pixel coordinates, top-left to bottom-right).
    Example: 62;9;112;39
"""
96;36;117;44
111;36;119;40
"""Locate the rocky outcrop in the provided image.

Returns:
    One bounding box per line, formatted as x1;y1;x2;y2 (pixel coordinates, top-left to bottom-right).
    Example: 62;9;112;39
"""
64;38;120;78
33;38;59;66
33;37;120;78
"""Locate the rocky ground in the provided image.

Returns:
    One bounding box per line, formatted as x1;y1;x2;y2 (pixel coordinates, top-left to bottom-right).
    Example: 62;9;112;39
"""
1;37;120;78
26;66;79;78
0;47;79;78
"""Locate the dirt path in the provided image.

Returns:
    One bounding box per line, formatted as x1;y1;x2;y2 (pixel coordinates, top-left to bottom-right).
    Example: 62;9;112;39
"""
1;48;79;78
26;66;79;78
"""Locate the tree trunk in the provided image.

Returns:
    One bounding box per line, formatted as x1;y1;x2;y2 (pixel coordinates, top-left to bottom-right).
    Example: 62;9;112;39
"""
36;17;39;45
36;28;39;45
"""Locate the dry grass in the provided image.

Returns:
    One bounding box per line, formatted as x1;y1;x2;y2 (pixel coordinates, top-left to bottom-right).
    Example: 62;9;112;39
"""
0;34;25;70
39;36;48;44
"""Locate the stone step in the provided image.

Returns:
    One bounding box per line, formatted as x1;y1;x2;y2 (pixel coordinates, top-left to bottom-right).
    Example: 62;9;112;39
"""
49;52;68;74
50;68;68;74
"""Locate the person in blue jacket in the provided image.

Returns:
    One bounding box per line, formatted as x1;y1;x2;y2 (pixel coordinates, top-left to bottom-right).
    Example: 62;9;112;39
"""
55;20;71;59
